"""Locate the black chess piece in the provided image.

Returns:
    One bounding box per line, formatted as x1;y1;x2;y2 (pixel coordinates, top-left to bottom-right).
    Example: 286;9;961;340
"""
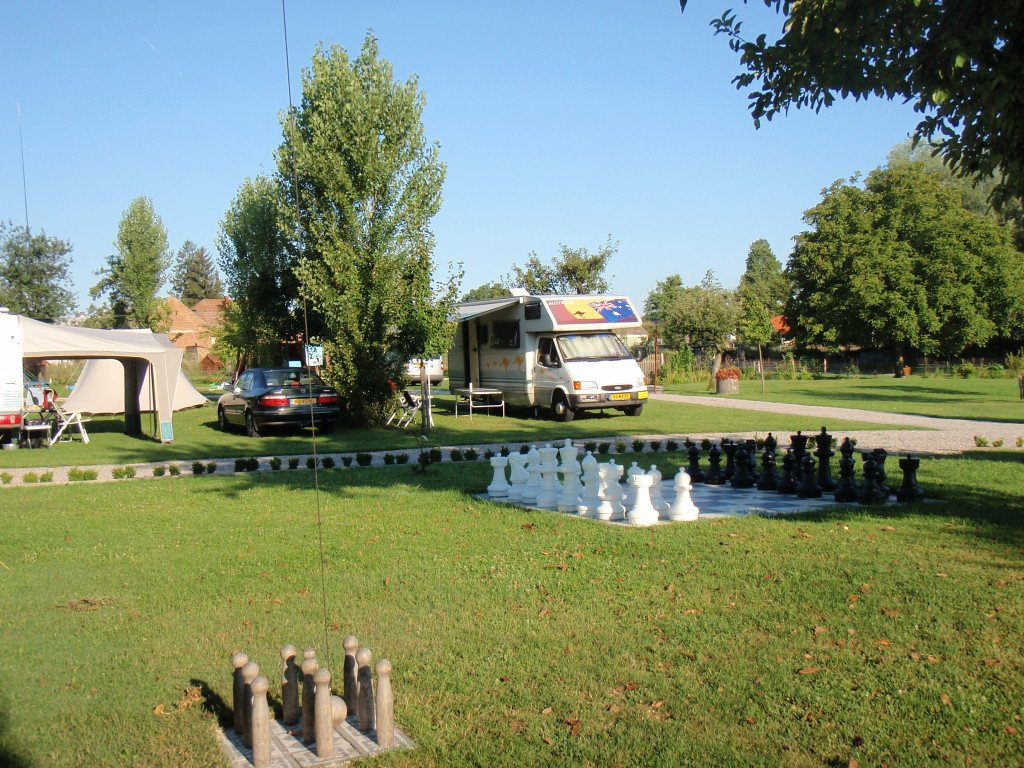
872;448;890;498
686;443;705;483
705;443;724;485
857;457;886;505
721;441;738;481
731;447;754;488
895;455;925;503
813;427;836;492
777;448;798;494
790;430;810;464
833;448;859;503
745;439;760;483
796;453;822;498
764;432;777;454
756;447;778;491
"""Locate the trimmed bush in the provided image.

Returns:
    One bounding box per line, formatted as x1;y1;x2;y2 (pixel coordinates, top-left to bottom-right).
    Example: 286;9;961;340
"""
598;442;611;455
306;456;318;470
2;472;13;484
39;472;53;483
428;448;443;463
69;468;98;482
269;457;282;471
666;440;679;452
208;461;219;474
396;453;409;464
383;453;396;465
22;472;38;484
464;448;478;461
584;441;598;453
974;435;989;447
631;439;645;453
450;448;463;462
499;446;511;457
321;456;335;469
234;458;247;473
288;457;300;470
356;453;373;467
152;466;166;477
483;449;495;460
649;440;661;452
615;441;627;454
341;456;353;467
519;445;530;455
112;466;136;480
168;464;181;476
192;462;206;475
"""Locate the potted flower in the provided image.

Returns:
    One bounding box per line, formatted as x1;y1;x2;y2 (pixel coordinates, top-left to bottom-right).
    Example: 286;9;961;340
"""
715;367;741;394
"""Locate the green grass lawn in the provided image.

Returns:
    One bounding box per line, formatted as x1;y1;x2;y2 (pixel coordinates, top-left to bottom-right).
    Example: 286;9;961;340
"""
1;450;1022;767
662;375;1024;423
0;396;901;470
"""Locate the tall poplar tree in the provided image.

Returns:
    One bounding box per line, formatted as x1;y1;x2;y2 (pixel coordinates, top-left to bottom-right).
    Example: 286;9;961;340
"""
277;34;456;425
91;196;170;330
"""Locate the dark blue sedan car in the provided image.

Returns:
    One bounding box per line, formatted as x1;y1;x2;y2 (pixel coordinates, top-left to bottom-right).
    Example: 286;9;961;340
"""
217;367;340;437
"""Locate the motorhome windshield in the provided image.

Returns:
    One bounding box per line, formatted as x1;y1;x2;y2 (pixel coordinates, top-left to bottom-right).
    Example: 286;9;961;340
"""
557;333;632;362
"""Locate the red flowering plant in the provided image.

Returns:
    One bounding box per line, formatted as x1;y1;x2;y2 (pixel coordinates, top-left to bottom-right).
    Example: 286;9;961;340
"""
715;367;742;381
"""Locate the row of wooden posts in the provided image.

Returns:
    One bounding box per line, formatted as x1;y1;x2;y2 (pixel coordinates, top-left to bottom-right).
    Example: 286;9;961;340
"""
230;635;394;766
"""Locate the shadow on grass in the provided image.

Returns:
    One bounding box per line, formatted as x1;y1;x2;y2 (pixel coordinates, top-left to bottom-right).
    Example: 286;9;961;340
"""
779;385;1024;423
0;704;33;768
190;678;232;729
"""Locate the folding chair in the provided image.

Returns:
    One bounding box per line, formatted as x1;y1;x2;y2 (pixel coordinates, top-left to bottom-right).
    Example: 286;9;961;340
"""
48;398;91;445
386;390;422;428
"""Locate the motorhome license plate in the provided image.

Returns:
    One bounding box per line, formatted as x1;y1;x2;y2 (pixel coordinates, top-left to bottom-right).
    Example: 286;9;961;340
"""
609;393;631;401
291;397;315;405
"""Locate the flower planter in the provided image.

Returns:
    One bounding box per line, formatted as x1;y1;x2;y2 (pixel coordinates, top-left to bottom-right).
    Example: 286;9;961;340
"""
716;378;740;395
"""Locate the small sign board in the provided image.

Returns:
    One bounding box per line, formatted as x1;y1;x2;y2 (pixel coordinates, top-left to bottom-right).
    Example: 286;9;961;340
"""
304;345;324;367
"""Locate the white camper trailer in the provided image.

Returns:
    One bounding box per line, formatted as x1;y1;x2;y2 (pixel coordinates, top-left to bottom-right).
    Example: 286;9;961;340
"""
448;294;648;421
0;309;25;443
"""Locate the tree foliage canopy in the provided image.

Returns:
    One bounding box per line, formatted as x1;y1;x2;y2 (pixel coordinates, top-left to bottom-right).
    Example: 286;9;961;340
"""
276;35;456;425
645;271;738;356
171;241;223;304
737;238;787;349
90;196;170;330
712;1;1024;207
0;222;76;321
217;176;299;369
787;162;1024;356
506;238;616;295
461;281;508;302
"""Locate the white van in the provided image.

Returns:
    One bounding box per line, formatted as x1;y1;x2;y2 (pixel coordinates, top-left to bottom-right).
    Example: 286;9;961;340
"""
0;308;25;443
448;294;648;421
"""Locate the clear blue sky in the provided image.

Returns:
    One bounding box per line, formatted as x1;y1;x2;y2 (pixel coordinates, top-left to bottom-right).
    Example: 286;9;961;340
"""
2;1;922;313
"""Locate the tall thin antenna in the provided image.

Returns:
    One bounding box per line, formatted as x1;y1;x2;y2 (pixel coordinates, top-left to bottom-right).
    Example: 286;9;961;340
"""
17;102;29;231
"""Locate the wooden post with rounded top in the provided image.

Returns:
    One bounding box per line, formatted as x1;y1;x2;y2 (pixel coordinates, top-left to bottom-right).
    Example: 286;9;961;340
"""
342;635;359;713
280;644;299;725
241;661;259;749
230;651;248;736
314;667;334;758
251;675;272;768
374;659;394;748
301;649;319;744
355;647;375;732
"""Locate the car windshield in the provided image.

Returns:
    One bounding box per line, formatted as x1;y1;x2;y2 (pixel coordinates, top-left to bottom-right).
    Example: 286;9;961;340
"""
556;333;632;362
262;369;325;388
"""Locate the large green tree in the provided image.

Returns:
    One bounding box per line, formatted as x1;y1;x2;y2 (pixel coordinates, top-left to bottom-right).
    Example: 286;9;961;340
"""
460;282;508;302
0;222;76;321
737;238;788;388
645;271;738;371
171;240;223;303
217;176;299;371
506;238;616;295
711;1;1024;207
787;163;1024;357
277;35;456;425
91;196;170;330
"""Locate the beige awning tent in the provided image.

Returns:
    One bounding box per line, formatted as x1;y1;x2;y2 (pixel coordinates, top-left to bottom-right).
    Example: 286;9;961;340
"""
65;358;208;414
19;316;192;442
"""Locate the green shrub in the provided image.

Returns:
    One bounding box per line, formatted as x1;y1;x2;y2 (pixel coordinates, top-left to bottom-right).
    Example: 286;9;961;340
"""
666;440;679;452
957;361;979;378
208;461;220;474
112;466;136;479
615;441;627;454
483;449;495;460
234;458;247;472
288;457;300;470
632;439;645;453
192;462;206;475
701;438;712;451
1005;348;1024;375
68;468;98;482
269;457;282;471
450;448;463;462
396;453;409;464
649;440;661;452
464;448;478;461
168;464;181;476
584;441;598;453
152;466;166;477
974;435;989;447
306;456;318;470
1;472;12;485
321;456;335;469
39;472;53;483
499;446;510;457
342;456;353;467
992;438;1004;447
428;448;443;463
22;472;38;484
1017;437;1024;449
519;445;530;455
356;453;373;467
383;453;396;465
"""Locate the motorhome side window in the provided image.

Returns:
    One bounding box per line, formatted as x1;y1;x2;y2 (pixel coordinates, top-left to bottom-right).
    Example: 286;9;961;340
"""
477;324;489;345
490;321;520;349
538;338;559;367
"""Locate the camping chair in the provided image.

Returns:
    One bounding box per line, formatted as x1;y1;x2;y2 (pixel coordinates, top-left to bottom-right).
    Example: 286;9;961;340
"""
48;398;91;445
386;390;422;428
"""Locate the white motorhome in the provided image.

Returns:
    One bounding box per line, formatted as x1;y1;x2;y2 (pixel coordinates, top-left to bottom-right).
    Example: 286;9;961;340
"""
0;308;25;443
448;294;648;421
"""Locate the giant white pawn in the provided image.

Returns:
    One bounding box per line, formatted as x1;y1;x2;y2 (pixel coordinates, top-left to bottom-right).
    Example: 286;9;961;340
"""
487;455;510;497
507;453;528;502
626;472;659;526
557;459;581;512
577;453;601;517
668;469;700;522
521;446;542;503
648;465;669;514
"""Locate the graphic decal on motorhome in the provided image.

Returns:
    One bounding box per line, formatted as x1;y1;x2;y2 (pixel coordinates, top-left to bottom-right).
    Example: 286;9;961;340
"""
548;298;638;325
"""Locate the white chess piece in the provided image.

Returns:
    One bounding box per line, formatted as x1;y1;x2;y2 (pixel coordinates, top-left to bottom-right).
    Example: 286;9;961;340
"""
557;459;581;512
607;461;626;521
594;462;616;520
626;473;659;526
624;462;643;508
667;468;699;521
577;453;601;517
507;453;528;501
522;446;541;503
487;455;510;497
536;444;561;509
648;465;669;514
559;438;578;466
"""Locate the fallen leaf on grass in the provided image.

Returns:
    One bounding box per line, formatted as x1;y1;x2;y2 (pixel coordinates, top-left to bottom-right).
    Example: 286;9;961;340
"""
797;666;821;675
935;572;949;578
745;716;757;724
544;563;569;571
383;576;391;586
509;719;526;731
848;594;860;603
541;706;553;716
858;584;872;593
571;552;584;559
521;523;536;531
1006;726;1018;735
880;526;896;531
814;626;828;636
543;736;554;745
651;700;665;709
793;532;813;539
59;597;115;611
563;718;582;736
499;675;510;683
607;704;621;714
984;658;1001;667
882;608;901;618
297;588;309;596
874;639;891;647
538;607;551;618
849;760;859;768
625;682;640;691
176;686;201;711
152;704;165;716
941;693;952;705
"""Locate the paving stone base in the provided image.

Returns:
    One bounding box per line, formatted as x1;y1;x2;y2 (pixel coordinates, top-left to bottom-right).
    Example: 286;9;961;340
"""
218;715;414;767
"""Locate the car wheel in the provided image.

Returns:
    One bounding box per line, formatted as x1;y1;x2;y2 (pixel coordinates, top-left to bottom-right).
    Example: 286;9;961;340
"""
245;411;262;438
552;393;575;423
623;404;644;417
218;407;230;432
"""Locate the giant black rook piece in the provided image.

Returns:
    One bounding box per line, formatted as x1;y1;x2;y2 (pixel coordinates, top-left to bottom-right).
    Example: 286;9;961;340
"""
895;455;925;503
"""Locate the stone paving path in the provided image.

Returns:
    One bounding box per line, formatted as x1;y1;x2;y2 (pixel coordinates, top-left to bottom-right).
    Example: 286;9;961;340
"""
1;395;1020;487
